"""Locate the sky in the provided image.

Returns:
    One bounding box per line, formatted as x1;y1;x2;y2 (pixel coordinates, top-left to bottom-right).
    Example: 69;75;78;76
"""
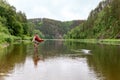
7;0;103;21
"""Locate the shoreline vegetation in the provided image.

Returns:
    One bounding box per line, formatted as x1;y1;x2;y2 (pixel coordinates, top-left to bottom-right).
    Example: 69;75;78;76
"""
65;39;120;45
46;39;120;45
0;39;120;49
1;0;120;49
0;36;32;49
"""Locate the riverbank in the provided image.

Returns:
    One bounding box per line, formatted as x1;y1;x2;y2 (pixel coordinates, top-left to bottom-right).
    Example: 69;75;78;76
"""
65;39;120;45
0;39;120;49
0;43;9;49
0;36;32;49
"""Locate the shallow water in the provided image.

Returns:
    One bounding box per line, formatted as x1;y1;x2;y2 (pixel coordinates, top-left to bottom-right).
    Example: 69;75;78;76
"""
0;40;120;80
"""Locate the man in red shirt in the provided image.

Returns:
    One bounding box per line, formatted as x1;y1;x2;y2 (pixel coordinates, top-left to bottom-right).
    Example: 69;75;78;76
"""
32;33;44;49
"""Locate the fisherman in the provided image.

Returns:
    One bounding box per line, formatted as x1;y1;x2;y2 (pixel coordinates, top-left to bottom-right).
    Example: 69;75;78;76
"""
32;33;44;49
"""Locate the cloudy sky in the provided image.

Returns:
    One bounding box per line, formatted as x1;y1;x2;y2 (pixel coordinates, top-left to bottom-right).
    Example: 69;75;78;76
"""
7;0;103;21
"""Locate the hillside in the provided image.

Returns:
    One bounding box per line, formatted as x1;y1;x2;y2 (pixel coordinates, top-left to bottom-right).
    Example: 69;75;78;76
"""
65;0;120;39
0;0;32;44
28;18;85;39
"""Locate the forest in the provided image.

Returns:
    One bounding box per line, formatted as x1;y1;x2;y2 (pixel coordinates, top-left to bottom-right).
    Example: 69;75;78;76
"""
28;18;84;39
0;0;120;44
0;0;84;44
0;0;35;44
64;0;120;39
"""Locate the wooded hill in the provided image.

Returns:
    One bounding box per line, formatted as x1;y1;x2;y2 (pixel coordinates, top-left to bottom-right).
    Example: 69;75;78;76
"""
0;0;34;43
1;0;119;43
65;0;120;39
28;18;84;39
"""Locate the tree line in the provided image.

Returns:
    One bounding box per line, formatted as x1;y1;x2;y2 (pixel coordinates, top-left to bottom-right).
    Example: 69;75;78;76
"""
28;18;84;39
0;0;84;43
65;0;120;39
0;0;35;43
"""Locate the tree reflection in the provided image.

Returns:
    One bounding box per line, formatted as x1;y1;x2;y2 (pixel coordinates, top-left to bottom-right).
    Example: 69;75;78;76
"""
0;44;27;77
87;45;120;80
65;41;120;80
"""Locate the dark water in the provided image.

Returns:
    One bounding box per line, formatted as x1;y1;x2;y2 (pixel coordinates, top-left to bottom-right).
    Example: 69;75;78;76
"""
0;40;120;80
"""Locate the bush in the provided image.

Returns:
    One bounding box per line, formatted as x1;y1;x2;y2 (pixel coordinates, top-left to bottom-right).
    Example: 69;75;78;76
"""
5;37;13;43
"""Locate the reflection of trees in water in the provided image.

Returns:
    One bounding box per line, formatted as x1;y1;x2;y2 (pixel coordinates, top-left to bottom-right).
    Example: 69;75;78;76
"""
87;45;120;80
1;40;120;80
0;44;28;75
65;41;120;80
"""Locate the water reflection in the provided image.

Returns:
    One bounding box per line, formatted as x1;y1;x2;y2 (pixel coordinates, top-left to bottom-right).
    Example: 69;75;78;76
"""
64;41;120;80
0;43;28;80
0;40;120;80
33;48;44;67
88;44;120;80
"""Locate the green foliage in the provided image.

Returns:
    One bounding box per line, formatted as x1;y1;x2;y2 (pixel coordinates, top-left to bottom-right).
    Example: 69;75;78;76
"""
0;22;9;34
65;0;120;39
27;22;35;36
0;33;12;43
0;0;33;44
29;18;84;39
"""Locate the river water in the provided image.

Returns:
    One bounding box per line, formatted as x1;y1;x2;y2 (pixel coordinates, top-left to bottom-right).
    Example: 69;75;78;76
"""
0;40;120;80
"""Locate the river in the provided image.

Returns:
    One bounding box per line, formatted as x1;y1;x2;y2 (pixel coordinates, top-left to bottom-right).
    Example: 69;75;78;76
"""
0;40;120;80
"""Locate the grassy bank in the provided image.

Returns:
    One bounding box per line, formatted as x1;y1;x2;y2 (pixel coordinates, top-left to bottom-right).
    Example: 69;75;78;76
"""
0;33;32;48
1;38;120;48
65;39;120;45
99;39;120;45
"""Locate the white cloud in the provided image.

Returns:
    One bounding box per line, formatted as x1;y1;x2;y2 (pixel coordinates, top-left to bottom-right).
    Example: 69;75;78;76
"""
7;0;103;21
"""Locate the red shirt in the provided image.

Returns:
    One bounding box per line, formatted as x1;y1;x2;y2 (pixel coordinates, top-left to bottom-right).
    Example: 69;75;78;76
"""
34;35;44;42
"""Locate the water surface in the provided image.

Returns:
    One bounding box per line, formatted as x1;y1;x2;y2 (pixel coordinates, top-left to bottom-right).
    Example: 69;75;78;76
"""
0;40;120;80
